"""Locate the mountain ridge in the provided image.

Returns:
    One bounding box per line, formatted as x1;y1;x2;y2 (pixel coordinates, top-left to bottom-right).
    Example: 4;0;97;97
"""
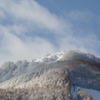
0;50;100;100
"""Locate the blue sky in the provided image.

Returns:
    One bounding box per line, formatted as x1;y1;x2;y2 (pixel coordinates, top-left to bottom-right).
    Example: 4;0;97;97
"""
0;0;100;65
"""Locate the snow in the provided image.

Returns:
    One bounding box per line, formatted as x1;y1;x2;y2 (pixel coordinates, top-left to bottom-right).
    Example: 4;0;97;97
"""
77;87;100;100
0;50;100;80
71;85;78;99
0;50;100;68
0;50;100;83
34;51;64;63
0;50;100;99
71;85;100;100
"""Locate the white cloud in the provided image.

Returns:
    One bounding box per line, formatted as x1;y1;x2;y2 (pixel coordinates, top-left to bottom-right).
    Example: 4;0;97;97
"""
0;0;100;65
0;0;71;34
0;9;5;18
0;26;57;65
0;0;62;64
57;33;100;57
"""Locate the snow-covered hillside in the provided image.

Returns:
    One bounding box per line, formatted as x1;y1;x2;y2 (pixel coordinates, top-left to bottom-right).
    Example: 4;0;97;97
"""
0;50;100;100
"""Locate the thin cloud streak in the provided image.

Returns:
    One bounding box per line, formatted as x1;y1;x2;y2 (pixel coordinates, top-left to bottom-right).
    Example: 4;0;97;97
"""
0;0;71;34
0;26;57;65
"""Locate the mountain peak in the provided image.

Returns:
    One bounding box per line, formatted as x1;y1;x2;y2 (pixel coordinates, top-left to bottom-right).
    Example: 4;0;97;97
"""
0;50;100;100
34;50;100;64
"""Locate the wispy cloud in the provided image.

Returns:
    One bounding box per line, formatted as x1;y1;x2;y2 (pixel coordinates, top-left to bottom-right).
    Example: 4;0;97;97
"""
0;25;56;64
0;0;70;34
0;0;100;65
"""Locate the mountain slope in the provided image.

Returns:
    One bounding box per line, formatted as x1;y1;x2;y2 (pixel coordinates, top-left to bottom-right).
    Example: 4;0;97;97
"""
0;50;100;100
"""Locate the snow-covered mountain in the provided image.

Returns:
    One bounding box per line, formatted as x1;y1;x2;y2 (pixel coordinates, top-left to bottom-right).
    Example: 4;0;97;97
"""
0;50;100;100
